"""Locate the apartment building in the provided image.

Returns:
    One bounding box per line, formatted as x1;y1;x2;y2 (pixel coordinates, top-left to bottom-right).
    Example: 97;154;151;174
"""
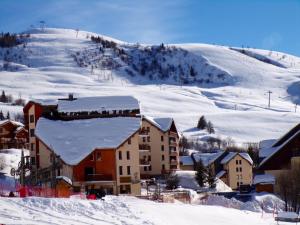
23;95;142;196
139;116;180;178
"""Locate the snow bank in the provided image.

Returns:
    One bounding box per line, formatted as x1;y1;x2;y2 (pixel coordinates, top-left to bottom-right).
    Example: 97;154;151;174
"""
0;196;273;225
203;193;284;213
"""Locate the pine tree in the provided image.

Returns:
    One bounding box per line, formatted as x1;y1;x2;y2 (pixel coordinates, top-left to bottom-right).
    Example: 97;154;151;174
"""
190;66;196;77
206;121;215;134
6;111;10;120
0;90;6;103
195;160;207;187
197;116;207;130
166;173;179;190
207;167;216;188
0;110;4;120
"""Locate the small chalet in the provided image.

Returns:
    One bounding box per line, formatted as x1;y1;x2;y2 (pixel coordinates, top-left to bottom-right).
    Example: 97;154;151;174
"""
179;151;253;190
219;152;253;190
0;120;28;149
258;123;300;192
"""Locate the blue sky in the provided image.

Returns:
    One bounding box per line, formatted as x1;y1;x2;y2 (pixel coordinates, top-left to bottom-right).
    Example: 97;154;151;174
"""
0;0;299;56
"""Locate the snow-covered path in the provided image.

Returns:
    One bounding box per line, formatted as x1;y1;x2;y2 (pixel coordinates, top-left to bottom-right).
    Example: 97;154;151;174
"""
0;196;278;225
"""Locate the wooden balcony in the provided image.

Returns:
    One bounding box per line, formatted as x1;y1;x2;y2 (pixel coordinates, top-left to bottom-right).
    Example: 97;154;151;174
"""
139;130;150;137
139;144;151;152
170;159;178;166
169;131;178;137
169;150;178;156
139;159;150;166
85;174;113;181
169;141;177;147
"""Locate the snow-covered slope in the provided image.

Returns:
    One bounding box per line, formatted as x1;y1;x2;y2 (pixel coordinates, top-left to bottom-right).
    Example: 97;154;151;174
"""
0;196;277;225
1;28;300;143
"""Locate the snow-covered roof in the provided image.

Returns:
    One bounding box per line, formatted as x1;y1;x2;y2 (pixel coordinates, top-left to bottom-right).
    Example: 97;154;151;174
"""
144;116;174;132
57;96;139;113
35;117;140;165
221;152;253;165
31;99;58;106
56;176;72;186
253;174;275;185
216;170;226;178
180;156;194;166
259;139;277;158
193;151;224;167
0;120;24;127
259;129;300;167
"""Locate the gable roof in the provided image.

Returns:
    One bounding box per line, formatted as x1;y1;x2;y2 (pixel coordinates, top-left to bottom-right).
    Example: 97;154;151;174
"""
143;116;174;132
192;151;224;167
0;120;24;128
35;117;141;165
57;96;139;113
221;152;253;165
259;127;300;168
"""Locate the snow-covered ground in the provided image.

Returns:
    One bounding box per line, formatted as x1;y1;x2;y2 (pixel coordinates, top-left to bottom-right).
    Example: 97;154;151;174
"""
1;28;300;143
0;195;282;225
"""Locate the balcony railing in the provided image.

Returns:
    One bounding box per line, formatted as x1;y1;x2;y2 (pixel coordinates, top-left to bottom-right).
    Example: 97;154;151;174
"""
139;130;150;137
85;174;113;181
170;159;178;165
139;159;150;166
139;144;151;151
169;141;177;147
169;150;178;156
169;131;178;137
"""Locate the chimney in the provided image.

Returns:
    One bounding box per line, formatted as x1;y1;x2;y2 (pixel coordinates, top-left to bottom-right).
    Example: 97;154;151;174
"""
68;93;74;101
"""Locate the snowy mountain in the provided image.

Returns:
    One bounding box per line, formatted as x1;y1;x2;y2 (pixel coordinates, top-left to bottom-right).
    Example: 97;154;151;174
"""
0;27;300;143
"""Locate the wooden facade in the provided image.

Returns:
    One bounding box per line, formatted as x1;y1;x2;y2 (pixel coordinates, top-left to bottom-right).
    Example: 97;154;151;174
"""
0;120;28;149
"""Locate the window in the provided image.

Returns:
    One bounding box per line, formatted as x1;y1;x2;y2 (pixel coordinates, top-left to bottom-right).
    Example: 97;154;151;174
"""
89;154;94;161
119;151;122;160
96;152;102;161
119;166;123;175
148;155;151;161
128;138;131;145
31;143;35;151
147;127;150;132
162;164;165;170
127;166;131;175
161;136;164;142
144;166;148;171
149;165;152;171
162;155;165;161
239;160;242;165
236;167;239;172
30;115;34;123
236;160;238;165
143;137;146;142
161;145;164;151
147;136;150;142
239;167;242;172
0;128;3;133
237;182;239;187
31;157;36;165
126;151;130;160
30;129;34;137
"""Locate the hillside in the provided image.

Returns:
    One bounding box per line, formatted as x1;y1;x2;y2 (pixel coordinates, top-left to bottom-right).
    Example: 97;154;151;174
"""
0;28;300;143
